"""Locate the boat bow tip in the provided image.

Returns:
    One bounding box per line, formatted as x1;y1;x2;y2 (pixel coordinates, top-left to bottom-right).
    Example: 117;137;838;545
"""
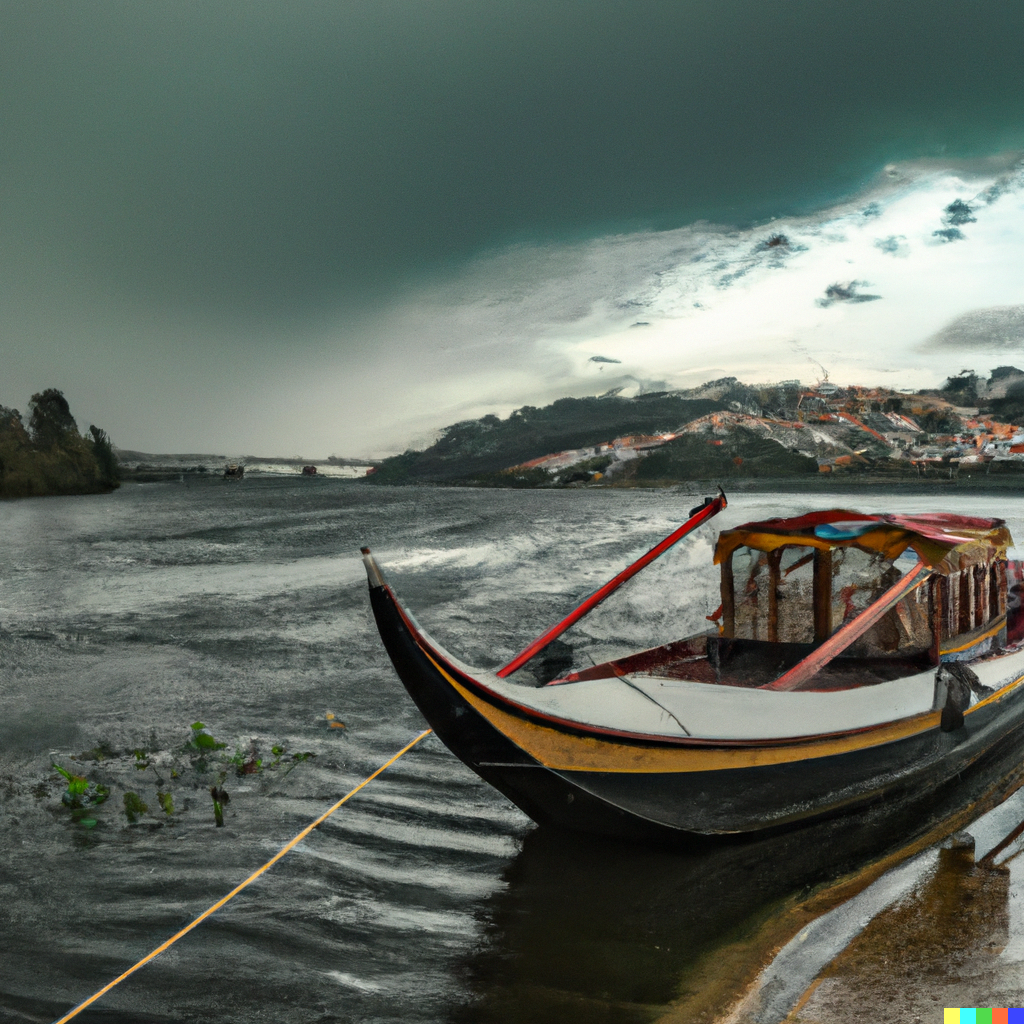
360;547;386;590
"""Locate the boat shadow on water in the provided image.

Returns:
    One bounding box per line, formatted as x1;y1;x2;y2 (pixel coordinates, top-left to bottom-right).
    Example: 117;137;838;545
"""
451;736;1024;1024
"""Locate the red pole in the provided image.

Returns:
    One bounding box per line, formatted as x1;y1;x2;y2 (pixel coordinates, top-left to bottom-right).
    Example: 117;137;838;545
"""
496;491;727;678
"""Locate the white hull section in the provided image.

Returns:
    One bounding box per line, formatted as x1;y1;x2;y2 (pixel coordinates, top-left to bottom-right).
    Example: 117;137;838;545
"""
420;621;1024;742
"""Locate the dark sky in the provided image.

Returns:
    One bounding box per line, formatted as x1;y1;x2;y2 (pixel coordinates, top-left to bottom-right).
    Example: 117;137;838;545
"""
3;1;1024;454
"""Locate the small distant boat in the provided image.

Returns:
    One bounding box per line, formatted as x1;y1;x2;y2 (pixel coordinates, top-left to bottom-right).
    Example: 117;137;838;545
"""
223;464;244;479
363;494;1024;844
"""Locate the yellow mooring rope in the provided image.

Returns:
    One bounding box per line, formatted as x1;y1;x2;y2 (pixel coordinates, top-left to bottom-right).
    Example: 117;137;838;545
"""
53;728;434;1024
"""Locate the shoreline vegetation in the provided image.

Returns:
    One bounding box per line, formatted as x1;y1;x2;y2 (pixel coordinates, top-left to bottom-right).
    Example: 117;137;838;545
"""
0;389;119;500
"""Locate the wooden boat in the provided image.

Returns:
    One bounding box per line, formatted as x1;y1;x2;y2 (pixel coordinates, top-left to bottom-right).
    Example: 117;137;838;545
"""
362;495;1024;844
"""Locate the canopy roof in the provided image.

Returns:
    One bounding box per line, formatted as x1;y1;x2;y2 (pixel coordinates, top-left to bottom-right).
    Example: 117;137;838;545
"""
714;509;1011;570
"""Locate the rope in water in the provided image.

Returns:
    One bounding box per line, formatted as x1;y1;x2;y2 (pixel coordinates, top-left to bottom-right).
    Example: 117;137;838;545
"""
52;728;434;1024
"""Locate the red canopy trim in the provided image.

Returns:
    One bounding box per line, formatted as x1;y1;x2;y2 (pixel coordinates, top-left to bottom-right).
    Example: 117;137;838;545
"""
714;509;1011;571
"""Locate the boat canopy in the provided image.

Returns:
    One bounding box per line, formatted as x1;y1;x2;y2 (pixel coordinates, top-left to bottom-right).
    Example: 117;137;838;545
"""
715;510;1011;572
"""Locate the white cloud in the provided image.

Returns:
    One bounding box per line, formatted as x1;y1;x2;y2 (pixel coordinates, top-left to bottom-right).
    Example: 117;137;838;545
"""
332;154;1024;456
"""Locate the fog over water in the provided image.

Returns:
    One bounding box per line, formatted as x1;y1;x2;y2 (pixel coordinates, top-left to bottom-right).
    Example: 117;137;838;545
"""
3;3;1024;455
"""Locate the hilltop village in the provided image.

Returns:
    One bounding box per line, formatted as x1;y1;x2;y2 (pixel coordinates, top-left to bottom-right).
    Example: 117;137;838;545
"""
367;367;1024;488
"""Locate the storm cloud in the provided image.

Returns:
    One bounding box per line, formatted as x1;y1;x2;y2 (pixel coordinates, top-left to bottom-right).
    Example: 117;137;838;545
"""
3;1;1024;454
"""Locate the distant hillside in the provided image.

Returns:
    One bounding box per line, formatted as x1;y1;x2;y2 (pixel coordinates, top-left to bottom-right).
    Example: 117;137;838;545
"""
634;427;818;483
367;394;728;484
365;367;1024;489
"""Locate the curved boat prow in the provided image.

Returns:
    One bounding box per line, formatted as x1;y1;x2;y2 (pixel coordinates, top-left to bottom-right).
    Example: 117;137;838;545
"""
357;545;616;834
360;546;386;590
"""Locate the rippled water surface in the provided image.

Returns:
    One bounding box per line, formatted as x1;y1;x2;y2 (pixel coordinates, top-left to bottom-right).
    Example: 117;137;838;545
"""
4;479;1024;1023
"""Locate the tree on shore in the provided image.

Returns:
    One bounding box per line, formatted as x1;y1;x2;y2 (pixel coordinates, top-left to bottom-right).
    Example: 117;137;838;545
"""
88;426;119;488
0;389;119;499
29;388;80;447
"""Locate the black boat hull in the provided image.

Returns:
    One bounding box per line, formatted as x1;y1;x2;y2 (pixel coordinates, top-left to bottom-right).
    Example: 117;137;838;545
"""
369;581;1024;845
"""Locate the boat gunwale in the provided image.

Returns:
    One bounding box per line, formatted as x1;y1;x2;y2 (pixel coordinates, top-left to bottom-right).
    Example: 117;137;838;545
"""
386;582;1024;755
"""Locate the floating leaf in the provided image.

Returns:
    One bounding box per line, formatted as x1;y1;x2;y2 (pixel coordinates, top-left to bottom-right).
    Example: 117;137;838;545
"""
54;764;107;810
157;792;174;816
186;722;226;752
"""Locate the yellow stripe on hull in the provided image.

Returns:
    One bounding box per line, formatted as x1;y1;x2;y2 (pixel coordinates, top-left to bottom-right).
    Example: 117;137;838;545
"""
418;628;1024;774
939;618;1005;656
422;649;935;774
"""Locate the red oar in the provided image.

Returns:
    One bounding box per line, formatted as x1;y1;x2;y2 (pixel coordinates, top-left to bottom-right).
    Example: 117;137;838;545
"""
497;490;727;678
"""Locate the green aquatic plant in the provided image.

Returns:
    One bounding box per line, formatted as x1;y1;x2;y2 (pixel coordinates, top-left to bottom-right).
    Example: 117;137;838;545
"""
185;721;227;773
229;742;263;777
53;763;110;811
279;750;316;779
52;763;109;830
186;721;227;751
123;791;148;822
209;786;229;827
227;740;317;779
44;720;327;837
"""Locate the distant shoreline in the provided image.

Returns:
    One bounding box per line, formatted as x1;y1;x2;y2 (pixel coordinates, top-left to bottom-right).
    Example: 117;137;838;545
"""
113;472;1024;501
114;450;377;483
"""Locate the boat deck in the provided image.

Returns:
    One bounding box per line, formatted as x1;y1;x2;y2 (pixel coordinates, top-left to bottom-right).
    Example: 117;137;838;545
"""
559;634;933;692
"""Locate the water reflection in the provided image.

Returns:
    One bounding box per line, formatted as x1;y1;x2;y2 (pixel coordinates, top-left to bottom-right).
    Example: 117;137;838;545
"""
455;738;1024;1024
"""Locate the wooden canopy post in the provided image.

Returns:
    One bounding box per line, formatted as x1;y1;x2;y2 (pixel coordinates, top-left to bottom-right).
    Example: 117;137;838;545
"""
767;549;782;643
930;575;945;665
720;551;735;638
958;571;972;634
812;548;833;642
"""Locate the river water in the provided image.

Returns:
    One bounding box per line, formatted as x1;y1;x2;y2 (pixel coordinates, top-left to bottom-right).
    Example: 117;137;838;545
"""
3;480;1024;1023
